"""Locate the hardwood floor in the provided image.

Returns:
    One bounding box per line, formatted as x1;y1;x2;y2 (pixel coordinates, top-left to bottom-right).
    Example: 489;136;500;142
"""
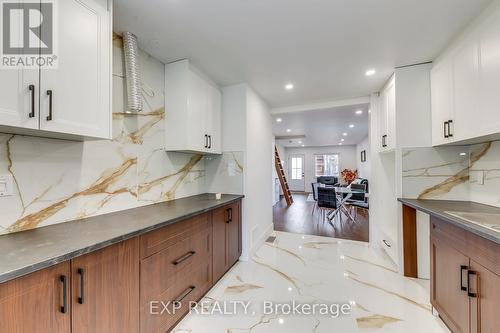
273;193;369;242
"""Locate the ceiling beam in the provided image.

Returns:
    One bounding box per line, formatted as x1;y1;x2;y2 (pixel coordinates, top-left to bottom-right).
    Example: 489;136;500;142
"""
270;96;370;115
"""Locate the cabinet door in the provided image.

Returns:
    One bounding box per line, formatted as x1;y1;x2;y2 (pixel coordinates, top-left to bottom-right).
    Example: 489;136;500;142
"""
431;234;470;333
0;262;71;333
431;60;454;146
212;205;228;282
39;0;111;138
378;85;388;152
385;77;396;150
452;40;480;142
71;238;139;333
0;0;39;130
227;202;242;266
0;70;39;130
207;83;222;153
478;9;500;138
188;69;209;152
468;260;500;333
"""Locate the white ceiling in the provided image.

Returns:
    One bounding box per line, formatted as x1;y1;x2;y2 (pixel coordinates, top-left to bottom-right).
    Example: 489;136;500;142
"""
114;0;491;108
273;104;369;147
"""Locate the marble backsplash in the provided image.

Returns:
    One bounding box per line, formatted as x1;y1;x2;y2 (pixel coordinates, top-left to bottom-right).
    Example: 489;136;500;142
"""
0;35;243;235
402;141;500;207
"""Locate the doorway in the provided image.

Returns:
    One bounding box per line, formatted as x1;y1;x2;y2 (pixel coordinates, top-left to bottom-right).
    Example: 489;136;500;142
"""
288;154;305;192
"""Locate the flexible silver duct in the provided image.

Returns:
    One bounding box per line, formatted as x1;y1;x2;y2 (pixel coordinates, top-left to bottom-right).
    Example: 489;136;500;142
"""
122;32;143;113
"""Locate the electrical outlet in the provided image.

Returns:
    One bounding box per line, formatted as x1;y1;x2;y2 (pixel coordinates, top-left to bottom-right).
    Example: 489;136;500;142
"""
470;170;485;185
0;174;14;196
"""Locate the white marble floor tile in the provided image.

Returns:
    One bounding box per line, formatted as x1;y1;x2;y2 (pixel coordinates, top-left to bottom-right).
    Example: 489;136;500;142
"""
173;231;450;333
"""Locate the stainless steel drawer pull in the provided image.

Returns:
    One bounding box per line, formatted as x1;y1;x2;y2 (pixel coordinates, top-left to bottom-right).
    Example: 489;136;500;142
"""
173;286;196;305
172;251;196;265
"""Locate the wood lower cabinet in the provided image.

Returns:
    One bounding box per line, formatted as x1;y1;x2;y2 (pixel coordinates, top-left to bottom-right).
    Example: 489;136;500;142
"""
431;217;500;333
140;214;213;333
71;238;139;333
468;260;500;333
0;199;242;333
431;231;470;333
213;201;242;282
0;262;71;333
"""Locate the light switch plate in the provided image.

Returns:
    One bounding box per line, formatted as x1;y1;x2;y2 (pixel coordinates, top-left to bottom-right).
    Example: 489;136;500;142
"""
0;174;14;197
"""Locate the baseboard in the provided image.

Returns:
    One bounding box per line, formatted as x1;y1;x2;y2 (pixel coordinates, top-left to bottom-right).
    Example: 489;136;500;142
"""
239;223;273;262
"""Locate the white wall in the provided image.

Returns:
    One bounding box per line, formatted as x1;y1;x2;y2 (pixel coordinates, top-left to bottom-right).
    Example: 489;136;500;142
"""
285;145;357;192
245;87;274;257
356;136;371;179
221;84;247;151
221;84;274;261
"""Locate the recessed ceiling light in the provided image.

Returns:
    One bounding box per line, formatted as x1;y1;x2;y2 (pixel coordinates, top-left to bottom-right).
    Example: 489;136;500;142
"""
276;118;282;122
365;69;376;76
301;144;305;147
341;139;345;142
298;141;302;144
339;143;343;145
349;124;355;128
459;152;467;156
286;129;291;133
343;132;348;136
285;83;294;90
355;110;363;115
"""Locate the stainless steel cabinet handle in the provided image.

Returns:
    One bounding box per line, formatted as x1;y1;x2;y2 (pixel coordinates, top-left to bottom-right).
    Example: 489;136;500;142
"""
173;251;196;265
46;90;53;121
467;270;478;298
460;265;468;291
173;286;196;305
60;275;68;314
28;85;35;118
77;268;85;304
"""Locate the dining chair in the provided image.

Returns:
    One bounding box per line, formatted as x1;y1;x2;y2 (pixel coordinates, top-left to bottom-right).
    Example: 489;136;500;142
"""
346;183;368;217
311;183;319;214
317;187;340;224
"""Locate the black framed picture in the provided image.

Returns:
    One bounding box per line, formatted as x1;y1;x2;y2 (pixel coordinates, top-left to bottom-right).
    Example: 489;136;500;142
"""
361;150;367;163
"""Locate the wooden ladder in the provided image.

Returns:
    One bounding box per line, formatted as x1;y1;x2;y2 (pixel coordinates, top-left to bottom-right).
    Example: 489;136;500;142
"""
274;147;293;206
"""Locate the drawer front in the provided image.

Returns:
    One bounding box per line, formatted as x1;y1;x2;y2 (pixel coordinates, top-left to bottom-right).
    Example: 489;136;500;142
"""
140;213;211;259
140;261;212;333
140;226;212;302
431;217;500;275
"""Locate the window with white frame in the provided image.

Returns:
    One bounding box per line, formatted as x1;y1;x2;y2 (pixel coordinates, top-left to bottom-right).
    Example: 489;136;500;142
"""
315;154;339;177
290;156;303;180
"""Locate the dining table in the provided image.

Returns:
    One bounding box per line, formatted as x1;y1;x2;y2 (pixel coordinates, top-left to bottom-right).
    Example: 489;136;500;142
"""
317;184;369;222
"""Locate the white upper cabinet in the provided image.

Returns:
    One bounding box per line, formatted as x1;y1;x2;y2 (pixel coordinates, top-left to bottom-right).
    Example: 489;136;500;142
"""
378;75;396;152
431;60;454;146
478;8;500;138
165;59;222;154
0;68;39;131
40;0;111;138
452;40;480;142
0;0;111;140
431;2;500;145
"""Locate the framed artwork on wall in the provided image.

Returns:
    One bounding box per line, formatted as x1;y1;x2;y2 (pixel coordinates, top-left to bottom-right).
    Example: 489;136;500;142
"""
361;150;367;163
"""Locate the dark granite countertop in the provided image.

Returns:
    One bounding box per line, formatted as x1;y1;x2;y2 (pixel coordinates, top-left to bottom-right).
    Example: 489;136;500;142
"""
398;198;500;245
0;193;243;284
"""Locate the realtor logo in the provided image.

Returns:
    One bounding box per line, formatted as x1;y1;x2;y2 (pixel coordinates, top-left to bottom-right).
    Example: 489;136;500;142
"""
1;0;57;68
